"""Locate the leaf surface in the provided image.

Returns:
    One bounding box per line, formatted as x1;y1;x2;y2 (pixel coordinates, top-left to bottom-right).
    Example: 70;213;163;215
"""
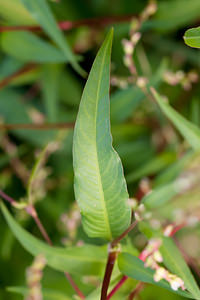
73;29;131;240
1;203;106;276
184;26;200;48
1;31;67;63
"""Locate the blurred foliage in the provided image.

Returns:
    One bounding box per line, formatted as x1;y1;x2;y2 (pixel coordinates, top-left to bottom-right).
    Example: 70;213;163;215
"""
0;0;200;299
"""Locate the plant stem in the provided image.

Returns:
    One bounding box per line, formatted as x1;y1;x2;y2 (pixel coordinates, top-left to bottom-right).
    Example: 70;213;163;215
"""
128;282;144;300
0;189;85;299
111;220;138;248
107;275;128;300
0;63;36;89
0;15;136;33
101;247;118;300
25;205;53;246
0;189;18;206
0;122;74;130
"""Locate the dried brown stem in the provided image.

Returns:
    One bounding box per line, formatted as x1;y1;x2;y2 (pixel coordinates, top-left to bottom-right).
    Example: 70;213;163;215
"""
0;15;136;33
0;64;36;89
0;122;74;130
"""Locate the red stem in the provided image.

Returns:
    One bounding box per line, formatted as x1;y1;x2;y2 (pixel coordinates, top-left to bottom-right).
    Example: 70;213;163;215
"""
111;220;138;248
0;15;136;33
129;282;144;300
0;189;18;206
107;276;128;300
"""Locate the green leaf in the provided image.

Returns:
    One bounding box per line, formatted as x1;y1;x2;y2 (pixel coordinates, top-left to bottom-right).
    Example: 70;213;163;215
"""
184;26;200;48
118;253;193;299
0;203;106;276
152;88;200;151
160;237;200;300
151;0;200;31
7;286;70;300
126;151;176;183
1;31;67;63
20;0;84;74
73;29;131;241
142;182;178;209
0;0;35;25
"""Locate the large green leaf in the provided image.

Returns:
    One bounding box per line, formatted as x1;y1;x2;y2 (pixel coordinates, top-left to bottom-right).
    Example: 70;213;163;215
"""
184;26;200;48
152;89;200;150
160;237;200;300
1;31;67;63
0;203;106;276
118;253;193;298
20;0;83;74
73;29;131;241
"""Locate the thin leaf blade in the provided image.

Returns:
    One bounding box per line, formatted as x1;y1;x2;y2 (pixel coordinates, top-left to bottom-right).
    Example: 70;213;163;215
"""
0;203;106;276
73;29;131;241
152;88;200;150
20;0;83;74
160;237;200;300
118;253;193;299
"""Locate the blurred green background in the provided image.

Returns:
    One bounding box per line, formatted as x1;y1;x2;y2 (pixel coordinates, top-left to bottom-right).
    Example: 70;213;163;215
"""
0;0;200;299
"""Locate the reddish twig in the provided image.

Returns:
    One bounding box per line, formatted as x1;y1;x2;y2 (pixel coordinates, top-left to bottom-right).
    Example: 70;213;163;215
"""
111;220;138;248
0;189;18;206
107;275;128;300
129;282;144;300
0;64;36;89
0;15;136;33
0;189;85;299
0;122;74;130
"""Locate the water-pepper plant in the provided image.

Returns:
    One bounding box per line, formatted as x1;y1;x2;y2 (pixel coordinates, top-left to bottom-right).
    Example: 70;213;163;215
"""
1;0;200;300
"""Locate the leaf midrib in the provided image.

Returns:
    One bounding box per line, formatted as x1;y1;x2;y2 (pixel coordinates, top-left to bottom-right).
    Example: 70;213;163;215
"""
94;41;112;240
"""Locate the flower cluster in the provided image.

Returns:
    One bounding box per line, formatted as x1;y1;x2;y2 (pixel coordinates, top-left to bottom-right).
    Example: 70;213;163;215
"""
25;254;46;300
140;239;186;291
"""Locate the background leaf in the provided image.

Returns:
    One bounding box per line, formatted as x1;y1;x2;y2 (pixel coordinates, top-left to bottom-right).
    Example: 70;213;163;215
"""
1;31;67;63
118;253;193;299
152;88;200;151
20;0;82;74
1;203;106;276
160;237;200;300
